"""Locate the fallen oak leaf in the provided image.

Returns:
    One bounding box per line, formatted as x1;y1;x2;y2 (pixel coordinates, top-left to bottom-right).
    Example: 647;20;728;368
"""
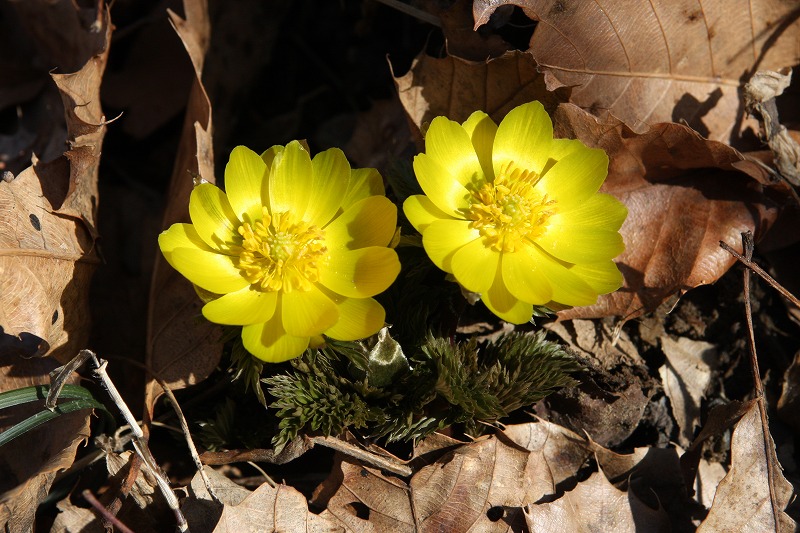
0;4;111;362
473;0;800;146
144;0;220;414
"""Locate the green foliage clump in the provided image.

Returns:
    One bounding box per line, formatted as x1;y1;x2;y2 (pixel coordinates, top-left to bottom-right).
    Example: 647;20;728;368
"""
264;330;580;450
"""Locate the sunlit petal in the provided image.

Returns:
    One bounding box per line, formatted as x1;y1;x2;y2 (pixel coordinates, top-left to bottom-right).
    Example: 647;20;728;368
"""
242;308;310;363
325;196;396;250
169;247;248;294
550;193;628;231
403;195;456;233
159;223;214;257
492;101;553;176
421;219;478;272
483;264;534;324
536;226;625;264
341;168;384;211
306;148;350;226
269;140;313;216
281;284;339;337
461;111;497;181
425;116;485;189
224;146;267;224
527;244;599;306
535;147;608;210
202;286;277;325
569;261;624;294
189;183;240;251
319;247;400;298
413;153;471;217
451;238;500;293
324;296;386;341
501;247;553;305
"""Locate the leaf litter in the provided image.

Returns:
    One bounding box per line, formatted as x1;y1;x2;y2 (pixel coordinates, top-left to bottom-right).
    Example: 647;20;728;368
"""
1;0;799;532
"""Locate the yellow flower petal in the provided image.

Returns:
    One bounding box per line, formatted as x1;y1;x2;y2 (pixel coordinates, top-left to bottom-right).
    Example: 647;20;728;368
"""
269;140;313;216
483;265;534;324
159;223;214;257
413;153;471;217
550;193;628;231
324;296;386;341
403;195;456;233
492;101;553;177
425;116;484;189
501;248;553;305
341;168;384;211
201;286;277;325
535;146;608;210
260;145;284;172
281;284;339;337
306;148;350;226
461;111;497;181
319;247;400;298
536;226;625;264
224;146;267;224
325;196;397;250
189;183;240;251
169;247;248;294
549;138;586;160
421;219;479;272
526;244;599;306
451;238;500;293
242;310;309;363
568;261;624;295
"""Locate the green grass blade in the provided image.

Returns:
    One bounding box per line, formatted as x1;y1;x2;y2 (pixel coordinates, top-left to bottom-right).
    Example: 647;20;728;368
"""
0;398;108;447
0;384;97;410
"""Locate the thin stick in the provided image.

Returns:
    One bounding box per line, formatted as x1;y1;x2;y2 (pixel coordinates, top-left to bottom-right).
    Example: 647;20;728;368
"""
82;489;135;533
310;436;413;477
719;240;800;307
373;0;441;26
157;378;221;503
738;231;783;529
79;350;189;532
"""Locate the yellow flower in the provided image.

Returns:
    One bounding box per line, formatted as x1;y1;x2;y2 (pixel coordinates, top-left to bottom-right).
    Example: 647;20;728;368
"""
403;102;627;324
159;142;401;362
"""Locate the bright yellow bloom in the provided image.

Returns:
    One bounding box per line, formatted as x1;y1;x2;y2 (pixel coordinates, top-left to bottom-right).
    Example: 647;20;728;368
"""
403;102;627;324
159;142;401;362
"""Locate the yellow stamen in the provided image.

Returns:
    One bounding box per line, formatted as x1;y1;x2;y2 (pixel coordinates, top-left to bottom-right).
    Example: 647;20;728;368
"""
237;207;327;292
466;161;556;253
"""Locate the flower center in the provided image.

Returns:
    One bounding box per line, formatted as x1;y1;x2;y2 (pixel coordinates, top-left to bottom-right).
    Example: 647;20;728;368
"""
237;207;327;292
466;162;556;253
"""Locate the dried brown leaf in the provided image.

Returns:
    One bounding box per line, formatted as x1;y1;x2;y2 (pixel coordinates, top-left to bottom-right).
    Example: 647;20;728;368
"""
658;336;716;447
0;4;110;361
524;470;670;532
393;50;568;141
697;401;795;532
550;104;781;320
312;420;592;532
0;353;91;532
473;0;800;145
145;0;220;411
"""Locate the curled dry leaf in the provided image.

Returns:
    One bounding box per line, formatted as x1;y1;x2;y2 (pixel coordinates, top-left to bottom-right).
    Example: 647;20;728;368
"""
658;336;716;447
697;401;795;532
0;3;110;362
311;420;592;532
145;0;220;411
524;470;670;533
473;0;800;145
550;103;781;320
394;49;783;320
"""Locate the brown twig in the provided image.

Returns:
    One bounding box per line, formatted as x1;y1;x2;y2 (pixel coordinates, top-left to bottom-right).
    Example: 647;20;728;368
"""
731;231;784;529
310;436;413;477
719;240;800;308
82;489;135;533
